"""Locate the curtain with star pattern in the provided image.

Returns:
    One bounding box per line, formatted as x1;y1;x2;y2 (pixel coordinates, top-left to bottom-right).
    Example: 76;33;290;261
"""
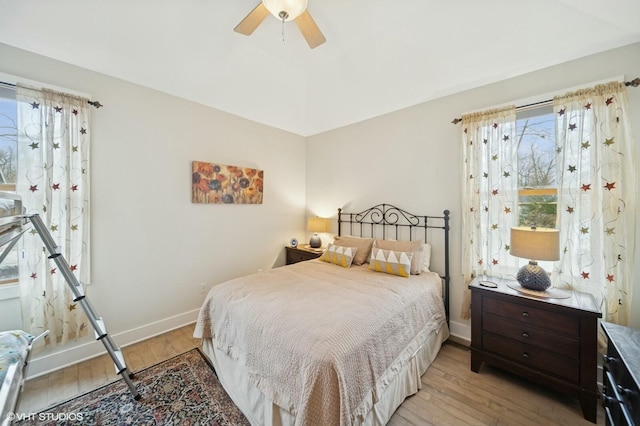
553;81;637;327
460;106;519;319
16;84;90;347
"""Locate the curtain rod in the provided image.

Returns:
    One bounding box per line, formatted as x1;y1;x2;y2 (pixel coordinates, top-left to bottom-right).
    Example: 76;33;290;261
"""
0;80;103;108
451;77;640;125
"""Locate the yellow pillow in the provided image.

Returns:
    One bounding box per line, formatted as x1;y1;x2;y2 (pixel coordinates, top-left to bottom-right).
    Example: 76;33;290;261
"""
319;244;358;268
369;247;413;278
373;239;423;274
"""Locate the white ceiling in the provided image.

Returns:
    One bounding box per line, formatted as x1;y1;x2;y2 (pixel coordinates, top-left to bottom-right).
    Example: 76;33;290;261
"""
1;0;639;136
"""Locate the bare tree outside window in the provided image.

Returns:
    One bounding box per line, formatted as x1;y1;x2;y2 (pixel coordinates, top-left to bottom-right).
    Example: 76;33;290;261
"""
516;109;557;228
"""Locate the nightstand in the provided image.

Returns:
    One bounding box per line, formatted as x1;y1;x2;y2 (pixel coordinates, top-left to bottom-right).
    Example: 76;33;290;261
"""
285;246;322;265
469;275;601;423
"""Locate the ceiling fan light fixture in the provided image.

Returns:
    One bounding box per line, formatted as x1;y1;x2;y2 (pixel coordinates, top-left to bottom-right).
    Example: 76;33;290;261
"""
262;0;308;22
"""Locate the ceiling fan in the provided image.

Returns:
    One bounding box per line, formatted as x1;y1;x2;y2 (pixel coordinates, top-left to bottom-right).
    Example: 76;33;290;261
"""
234;0;326;49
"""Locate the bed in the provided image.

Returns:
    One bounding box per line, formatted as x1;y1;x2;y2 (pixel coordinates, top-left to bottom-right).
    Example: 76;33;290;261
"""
194;204;451;425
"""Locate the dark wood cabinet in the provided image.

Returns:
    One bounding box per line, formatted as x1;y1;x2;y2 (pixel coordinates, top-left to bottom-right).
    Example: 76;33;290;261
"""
469;276;601;423
285;246;322;265
601;322;640;426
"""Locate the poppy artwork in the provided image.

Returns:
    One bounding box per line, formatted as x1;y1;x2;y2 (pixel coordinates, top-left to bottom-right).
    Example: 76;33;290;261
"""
191;161;264;204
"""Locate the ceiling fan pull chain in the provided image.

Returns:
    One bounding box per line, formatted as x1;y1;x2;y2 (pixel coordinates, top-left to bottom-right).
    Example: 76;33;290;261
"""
278;10;288;42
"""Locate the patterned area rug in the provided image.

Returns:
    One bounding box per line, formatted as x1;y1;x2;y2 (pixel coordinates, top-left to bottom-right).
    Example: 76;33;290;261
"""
19;348;249;425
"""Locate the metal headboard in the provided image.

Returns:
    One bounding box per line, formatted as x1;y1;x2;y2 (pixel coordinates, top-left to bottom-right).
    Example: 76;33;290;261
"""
337;204;451;325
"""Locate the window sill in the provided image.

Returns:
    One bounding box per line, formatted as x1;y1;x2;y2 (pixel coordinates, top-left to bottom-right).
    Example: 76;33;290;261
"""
0;282;20;301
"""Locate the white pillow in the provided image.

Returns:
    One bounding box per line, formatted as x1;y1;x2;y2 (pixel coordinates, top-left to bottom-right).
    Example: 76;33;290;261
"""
422;243;431;272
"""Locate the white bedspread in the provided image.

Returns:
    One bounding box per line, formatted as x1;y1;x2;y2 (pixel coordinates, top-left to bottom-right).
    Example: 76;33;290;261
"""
194;260;446;426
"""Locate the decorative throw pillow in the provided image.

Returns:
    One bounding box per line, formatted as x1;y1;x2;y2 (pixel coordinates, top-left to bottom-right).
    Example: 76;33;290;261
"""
319;244;358;268
373;239;423;274
332;235;374;266
369;247;413;278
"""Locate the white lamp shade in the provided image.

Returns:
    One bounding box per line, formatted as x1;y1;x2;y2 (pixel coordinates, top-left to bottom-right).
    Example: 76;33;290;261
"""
510;227;560;261
262;0;308;21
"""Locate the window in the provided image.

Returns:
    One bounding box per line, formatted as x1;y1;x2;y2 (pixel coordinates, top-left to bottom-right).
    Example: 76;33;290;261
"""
462;82;635;324
516;105;557;228
0;86;18;284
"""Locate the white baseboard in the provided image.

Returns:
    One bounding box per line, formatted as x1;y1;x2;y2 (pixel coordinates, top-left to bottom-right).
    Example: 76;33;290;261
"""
26;309;200;379
448;319;471;345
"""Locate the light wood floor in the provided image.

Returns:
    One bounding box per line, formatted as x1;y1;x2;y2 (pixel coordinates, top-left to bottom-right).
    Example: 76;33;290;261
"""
18;324;201;414
18;324;603;425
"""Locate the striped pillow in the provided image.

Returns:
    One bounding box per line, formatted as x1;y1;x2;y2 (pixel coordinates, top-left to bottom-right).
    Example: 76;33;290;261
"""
319;244;358;268
369;247;413;277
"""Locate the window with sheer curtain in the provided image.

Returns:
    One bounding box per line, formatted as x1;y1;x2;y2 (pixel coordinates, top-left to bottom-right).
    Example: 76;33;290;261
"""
13;83;91;347
460;106;519;319
461;81;637;328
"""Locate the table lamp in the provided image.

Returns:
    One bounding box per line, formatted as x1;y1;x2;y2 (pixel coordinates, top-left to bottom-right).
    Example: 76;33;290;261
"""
510;226;560;291
307;217;328;249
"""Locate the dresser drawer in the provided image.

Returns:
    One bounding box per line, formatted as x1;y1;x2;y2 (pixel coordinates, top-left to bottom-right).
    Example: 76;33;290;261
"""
483;332;580;382
286;247;321;265
604;339;640;425
603;370;634;426
287;251;310;264
483;313;579;359
483;297;579;336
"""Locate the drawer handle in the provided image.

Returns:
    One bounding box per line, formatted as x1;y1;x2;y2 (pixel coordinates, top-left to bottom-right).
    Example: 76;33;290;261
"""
603;355;617;365
522;312;529;318
616;384;632;396
601;393;617;405
522;332;529;338
522;352;529;358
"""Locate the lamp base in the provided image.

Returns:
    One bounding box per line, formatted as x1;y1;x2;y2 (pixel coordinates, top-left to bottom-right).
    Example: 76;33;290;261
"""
309;233;321;249
516;261;551;291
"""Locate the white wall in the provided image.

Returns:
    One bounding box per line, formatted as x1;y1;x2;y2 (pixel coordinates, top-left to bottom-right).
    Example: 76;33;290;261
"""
0;43;307;375
306;42;640;341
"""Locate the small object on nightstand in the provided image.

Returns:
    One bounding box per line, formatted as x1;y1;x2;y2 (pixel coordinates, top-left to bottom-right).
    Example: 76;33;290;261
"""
290;238;298;248
479;280;497;288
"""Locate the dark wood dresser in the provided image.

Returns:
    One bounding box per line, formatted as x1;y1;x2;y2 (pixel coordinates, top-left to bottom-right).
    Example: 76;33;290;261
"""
285;246;322;265
601;321;640;425
469;276;601;423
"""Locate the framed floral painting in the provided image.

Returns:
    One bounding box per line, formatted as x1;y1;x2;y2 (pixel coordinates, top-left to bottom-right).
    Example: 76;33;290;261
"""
192;161;263;204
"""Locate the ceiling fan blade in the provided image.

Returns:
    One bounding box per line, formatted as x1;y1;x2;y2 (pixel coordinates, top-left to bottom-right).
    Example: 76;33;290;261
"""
234;3;269;35
294;10;326;49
